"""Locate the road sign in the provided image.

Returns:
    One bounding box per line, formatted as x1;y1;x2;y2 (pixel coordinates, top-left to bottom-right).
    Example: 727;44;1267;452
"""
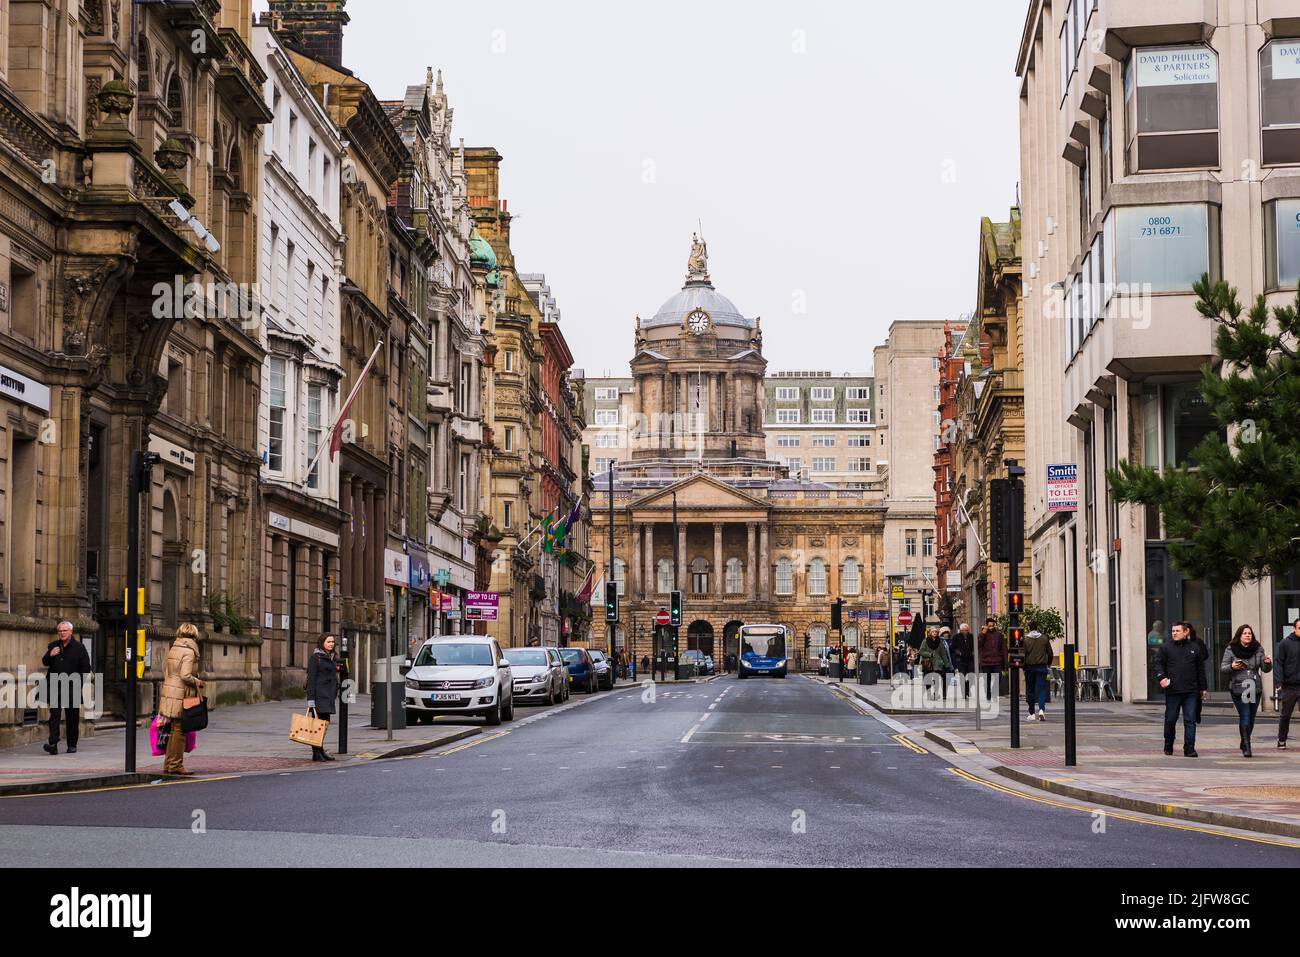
655;608;671;626
890;584;905;600
897;609;914;628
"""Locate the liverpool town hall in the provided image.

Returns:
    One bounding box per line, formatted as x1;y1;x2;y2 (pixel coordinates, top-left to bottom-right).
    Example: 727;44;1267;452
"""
588;239;887;669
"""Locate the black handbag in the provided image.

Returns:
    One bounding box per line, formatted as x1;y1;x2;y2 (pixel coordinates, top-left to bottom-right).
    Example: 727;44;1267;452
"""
180;695;209;733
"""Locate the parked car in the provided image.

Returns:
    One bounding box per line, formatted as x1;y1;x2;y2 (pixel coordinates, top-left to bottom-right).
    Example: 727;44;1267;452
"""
402;636;514;726
681;649;714;676
559;647;599;693
503;646;568;705
589;649;617;690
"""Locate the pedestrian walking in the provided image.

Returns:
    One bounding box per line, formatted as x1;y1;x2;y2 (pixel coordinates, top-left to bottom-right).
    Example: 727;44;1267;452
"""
306;634;341;762
977;618;1006;700
159;623;204;775
846;647;858;679
41;620;91;755
937;626;955;696
1275;617;1300;750
1154;620;1208;757
1022;628;1053;720
951;623;975;678
918;631;952;701
1221;624;1272;757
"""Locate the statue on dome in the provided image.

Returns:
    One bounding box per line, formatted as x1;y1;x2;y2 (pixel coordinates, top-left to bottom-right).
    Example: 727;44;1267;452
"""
687;233;709;280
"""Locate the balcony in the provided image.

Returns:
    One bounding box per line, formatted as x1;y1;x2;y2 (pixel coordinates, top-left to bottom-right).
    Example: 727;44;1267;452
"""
451;415;482;445
427;380;453;417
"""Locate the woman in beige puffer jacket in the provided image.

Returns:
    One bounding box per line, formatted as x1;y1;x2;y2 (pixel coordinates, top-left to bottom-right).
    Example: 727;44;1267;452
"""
159;623;203;774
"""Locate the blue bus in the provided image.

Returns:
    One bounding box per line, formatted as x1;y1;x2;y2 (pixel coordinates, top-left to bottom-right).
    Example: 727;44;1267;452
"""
736;624;789;679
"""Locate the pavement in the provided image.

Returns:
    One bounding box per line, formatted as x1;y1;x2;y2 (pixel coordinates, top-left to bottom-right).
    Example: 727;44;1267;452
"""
822;673;1300;838
1;673;1298;866
0;695;482;794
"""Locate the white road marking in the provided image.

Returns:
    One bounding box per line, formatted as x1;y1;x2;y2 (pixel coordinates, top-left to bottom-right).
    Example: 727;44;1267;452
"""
681;723;702;744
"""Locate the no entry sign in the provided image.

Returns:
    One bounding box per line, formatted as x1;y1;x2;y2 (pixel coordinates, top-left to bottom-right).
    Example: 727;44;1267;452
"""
897;609;914;628
655;609;671;625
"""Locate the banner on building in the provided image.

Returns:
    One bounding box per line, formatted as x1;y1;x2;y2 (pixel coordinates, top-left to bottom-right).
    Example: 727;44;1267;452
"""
1046;463;1079;512
465;592;499;621
384;549;410;587
1135;47;1217;87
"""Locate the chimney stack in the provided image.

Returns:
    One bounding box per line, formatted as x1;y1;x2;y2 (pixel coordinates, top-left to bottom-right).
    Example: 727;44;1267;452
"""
266;0;349;69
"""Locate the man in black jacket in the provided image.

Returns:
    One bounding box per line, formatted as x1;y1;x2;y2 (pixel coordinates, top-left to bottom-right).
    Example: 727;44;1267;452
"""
1275;618;1300;749
41;620;92;754
1154;621;1208;757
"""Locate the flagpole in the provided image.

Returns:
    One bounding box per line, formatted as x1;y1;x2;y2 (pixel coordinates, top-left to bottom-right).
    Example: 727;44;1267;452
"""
303;338;384;483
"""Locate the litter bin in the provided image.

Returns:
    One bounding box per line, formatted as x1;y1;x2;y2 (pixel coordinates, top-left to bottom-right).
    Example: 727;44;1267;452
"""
858;661;878;685
371;655;408;730
676;661;698;680
829;662;843;680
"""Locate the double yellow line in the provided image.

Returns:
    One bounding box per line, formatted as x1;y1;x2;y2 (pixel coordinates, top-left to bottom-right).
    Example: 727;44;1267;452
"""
0;774;240;800
947;766;1300;848
436;731;509;756
893;733;928;755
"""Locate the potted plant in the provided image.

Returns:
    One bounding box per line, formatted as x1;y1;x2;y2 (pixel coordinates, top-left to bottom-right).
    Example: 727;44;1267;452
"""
208;591;229;633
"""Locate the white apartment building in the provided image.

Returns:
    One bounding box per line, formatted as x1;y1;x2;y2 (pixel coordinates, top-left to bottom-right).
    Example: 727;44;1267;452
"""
253;23;347;683
1017;0;1300;701
762;372;881;488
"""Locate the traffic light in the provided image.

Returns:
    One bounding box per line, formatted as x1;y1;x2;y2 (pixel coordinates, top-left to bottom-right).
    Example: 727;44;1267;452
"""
669;590;682;627
604;581;619;623
1008;591;1024;616
1009;625;1025;665
830;597;844;632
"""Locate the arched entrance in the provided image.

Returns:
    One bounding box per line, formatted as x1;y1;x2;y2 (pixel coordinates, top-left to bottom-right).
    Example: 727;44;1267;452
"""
687;620;714;658
723;620;743;671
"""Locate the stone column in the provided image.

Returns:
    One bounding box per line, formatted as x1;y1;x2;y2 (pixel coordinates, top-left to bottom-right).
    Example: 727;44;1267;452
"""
676;522;687;592
746;522;757;600
713;523;724;597
631;523;642;601
660;372;670;449
734;375;745;433
759;524;770;599
644;523;655;594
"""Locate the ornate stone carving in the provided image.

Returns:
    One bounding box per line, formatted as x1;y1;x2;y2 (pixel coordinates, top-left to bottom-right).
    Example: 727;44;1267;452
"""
95;79;135;121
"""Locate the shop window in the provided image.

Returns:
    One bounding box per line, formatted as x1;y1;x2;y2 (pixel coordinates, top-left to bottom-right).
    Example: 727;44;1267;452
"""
9;261;36;342
1124;45;1219;171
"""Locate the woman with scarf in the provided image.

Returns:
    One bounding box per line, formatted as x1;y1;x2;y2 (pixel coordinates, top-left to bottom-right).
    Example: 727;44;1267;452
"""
1221;624;1272;757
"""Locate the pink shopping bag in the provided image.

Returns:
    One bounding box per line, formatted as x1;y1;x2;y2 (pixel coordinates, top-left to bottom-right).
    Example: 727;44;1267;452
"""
149;715;198;756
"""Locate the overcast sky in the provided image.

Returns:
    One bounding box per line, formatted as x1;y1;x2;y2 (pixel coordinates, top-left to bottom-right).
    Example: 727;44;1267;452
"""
258;0;1025;376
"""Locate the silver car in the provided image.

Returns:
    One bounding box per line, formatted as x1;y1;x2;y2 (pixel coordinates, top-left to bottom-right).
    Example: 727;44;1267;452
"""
503;646;568;705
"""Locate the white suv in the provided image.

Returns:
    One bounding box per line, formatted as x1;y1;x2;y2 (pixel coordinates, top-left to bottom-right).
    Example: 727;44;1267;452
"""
403;636;514;726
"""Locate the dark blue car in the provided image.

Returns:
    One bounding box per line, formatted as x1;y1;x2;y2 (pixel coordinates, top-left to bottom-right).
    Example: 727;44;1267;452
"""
559;647;599;693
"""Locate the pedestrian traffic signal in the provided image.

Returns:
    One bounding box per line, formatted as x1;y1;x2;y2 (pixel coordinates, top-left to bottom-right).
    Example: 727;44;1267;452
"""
830;597;844;632
670;590;682;627
1008;591;1024;615
1009;626;1024;646
605;581;619;623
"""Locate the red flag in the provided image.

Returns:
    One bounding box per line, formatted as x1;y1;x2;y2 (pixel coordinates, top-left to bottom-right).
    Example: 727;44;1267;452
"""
328;339;383;462
574;567;596;605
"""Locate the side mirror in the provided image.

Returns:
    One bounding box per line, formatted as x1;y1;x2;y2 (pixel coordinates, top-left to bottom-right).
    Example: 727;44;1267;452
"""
400;658;413;676
499;659;510;668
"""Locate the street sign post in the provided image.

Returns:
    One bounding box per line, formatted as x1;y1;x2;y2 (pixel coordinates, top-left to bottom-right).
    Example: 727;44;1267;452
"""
655;608;670;626
897;609;913;629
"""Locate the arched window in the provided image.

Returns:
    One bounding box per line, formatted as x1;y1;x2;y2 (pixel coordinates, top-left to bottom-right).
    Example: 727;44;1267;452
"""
166;72;184;128
842;557;861;596
807;558;827;596
612;558;626;597
775;557;793;595
690;557;709;594
844;625;859;647
137;36;152;94
657;558;673;594
725;558;744;594
809;624;828;656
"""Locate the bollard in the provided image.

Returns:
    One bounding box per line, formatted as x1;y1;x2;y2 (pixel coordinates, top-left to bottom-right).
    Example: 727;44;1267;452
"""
1064;643;1077;767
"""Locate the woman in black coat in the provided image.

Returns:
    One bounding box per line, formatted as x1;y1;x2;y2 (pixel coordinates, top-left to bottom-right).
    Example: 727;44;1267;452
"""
306;634;341;762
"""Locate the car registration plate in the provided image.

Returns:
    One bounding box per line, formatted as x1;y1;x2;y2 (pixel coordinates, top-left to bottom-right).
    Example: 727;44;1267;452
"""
428;693;460;702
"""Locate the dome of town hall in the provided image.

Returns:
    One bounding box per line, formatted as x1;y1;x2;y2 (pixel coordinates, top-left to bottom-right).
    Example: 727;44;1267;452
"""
643;234;755;331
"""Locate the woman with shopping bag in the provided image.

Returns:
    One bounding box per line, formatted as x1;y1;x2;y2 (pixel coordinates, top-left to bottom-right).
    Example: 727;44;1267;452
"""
159;623;204;776
305;634;340;762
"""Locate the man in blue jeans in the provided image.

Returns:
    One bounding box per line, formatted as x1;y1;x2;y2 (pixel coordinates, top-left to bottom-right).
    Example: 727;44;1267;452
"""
1021;629;1053;720
1154;620;1209;757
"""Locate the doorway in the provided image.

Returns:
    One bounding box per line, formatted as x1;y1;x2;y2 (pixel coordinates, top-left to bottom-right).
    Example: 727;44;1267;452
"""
687;620;714;658
1145;546;1231;698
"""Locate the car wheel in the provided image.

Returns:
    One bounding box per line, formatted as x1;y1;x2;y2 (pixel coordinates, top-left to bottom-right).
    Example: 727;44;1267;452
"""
485;696;502;726
588;676;598;694
405;708;421;725
503;691;515;721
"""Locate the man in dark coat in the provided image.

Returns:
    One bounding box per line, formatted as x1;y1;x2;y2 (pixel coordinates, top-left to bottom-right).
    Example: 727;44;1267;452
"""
1154;620;1209;757
1275;617;1300;749
42;620;92;754
950;623;975;676
977;618;1006;699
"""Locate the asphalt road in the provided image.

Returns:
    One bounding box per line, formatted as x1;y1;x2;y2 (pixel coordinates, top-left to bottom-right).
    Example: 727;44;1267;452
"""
2;675;1298;867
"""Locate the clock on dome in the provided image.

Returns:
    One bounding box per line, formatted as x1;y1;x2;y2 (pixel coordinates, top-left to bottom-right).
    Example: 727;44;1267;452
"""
686;309;711;335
